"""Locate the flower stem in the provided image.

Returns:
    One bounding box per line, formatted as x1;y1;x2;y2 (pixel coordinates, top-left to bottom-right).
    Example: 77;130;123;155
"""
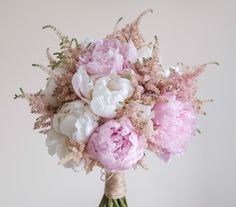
98;195;128;207
99;172;128;207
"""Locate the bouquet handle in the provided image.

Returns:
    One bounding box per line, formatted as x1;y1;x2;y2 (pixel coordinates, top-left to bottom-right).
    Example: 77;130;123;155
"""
99;172;128;207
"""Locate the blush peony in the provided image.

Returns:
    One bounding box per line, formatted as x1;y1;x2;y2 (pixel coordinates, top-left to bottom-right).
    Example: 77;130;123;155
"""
80;39;137;75
151;93;197;161
86;119;144;172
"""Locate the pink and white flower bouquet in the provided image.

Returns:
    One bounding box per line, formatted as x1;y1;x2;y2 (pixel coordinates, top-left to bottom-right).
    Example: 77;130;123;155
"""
15;9;217;207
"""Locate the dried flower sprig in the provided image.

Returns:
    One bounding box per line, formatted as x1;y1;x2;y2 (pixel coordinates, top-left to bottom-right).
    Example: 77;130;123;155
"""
107;9;153;47
14;88;25;99
42;25;82;71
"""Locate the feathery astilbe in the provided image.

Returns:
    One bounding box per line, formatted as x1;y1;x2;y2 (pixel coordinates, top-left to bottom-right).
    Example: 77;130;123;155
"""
58;143;85;166
27;91;53;133
15;89;54;133
107;9;153;48
43;25;83;72
116;101;155;141
158;62;218;112
128;63;165;105
117;37;164;105
53;72;78;105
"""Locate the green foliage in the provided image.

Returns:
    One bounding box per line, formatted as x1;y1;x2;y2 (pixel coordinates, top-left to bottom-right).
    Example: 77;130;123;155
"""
99;195;128;207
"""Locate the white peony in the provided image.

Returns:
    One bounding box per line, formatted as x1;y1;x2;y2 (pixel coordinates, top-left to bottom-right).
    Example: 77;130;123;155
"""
53;100;99;143
44;67;66;107
138;46;153;63
72;69;134;118
90;74;133;118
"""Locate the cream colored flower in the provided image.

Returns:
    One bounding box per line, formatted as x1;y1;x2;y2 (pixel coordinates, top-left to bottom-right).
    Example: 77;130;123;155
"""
72;69;134;118
90;74;134;118
53;100;99;143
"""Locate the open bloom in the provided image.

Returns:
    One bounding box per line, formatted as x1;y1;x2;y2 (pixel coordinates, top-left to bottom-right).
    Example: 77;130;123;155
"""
151;93;197;161
53;100;99;143
72;69;134;118
90;74;134;118
86;119;144;172
80;39;137;75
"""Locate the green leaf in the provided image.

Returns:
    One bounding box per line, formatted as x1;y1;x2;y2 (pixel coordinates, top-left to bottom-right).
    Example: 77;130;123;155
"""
113;199;120;207
118;197;127;207
98;195;128;207
108;198;113;207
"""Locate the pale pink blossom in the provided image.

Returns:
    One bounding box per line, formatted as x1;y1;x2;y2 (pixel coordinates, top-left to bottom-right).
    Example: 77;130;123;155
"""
151;93;197;161
86;119;144;172
80;39;137;75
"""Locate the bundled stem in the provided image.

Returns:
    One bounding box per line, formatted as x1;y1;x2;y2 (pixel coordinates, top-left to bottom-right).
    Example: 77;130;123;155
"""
99;195;128;207
99;172;128;207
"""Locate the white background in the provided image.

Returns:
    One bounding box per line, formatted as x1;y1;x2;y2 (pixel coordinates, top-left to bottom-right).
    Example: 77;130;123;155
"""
0;0;235;206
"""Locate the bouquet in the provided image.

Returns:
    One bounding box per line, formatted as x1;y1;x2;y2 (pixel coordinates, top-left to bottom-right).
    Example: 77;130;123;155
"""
15;9;217;207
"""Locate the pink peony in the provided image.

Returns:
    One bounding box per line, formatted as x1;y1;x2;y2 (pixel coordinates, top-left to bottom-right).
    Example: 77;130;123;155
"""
86;119;144;172
151;93;197;161
80;39;137;75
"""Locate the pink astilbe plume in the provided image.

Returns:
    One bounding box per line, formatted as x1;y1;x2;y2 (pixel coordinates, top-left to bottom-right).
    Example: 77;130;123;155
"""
159;62;218;112
53;71;78;105
116;101;155;142
124;58;165;105
14;89;54;133
107;9;153;48
27;92;53;133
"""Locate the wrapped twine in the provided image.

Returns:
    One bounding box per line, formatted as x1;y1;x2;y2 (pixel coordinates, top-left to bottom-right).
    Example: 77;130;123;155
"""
104;172;126;199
